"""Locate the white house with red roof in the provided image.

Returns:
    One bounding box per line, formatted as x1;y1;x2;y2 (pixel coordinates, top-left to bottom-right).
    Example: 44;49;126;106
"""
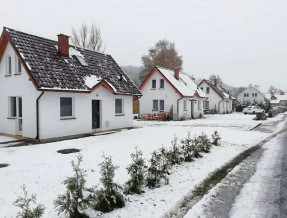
198;79;233;114
139;66;207;120
0;27;141;140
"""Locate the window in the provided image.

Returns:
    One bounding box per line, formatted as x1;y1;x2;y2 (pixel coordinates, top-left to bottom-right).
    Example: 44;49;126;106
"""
6;56;12;76
205;101;209;110
15;58;22;74
9;97;17;117
75;55;88;66
160;100;164;111
252;93;255;97
201;87;203;91
255;93;257;97
60;97;74;117
153;100;158;111
183;100;187;110
115;99;123;114
206;87;210;94
160;79;164;89
152;80;156;89
244;93;249;97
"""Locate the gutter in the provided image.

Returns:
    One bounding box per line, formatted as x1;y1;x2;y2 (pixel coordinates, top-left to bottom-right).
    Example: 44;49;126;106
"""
177;96;184;120
36;91;45;141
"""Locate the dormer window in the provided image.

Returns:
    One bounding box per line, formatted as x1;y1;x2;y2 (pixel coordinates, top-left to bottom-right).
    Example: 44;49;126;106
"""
75;55;88;66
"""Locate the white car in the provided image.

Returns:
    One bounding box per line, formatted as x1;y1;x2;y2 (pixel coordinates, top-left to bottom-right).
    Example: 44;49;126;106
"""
243;106;265;114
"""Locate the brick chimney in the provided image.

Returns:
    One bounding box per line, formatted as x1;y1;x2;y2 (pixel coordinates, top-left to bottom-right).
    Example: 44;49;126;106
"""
174;69;179;80
57;34;70;56
214;78;218;86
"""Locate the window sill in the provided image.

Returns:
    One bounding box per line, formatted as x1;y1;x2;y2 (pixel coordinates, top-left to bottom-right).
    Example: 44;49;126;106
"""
183;109;188;111
4;75;12;77
115;114;125;116
14;73;22;76
159;88;164;90
60;117;76;120
7;117;16;119
151;88;156;90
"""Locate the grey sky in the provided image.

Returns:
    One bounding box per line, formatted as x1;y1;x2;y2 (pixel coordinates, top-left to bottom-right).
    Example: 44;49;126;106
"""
1;0;287;92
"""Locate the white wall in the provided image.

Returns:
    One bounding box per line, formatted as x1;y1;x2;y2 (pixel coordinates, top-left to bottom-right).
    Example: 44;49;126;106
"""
177;96;204;119
39;88;133;139
237;86;265;104
0;43;39;138
139;71;180;119
0;43;134;139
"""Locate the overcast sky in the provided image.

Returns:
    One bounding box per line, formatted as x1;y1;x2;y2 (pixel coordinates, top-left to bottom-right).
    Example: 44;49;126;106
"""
1;0;287;92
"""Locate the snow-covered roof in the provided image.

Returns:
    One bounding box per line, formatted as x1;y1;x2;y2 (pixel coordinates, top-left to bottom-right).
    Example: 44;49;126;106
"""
264;93;287;104
199;79;232;100
156;67;206;98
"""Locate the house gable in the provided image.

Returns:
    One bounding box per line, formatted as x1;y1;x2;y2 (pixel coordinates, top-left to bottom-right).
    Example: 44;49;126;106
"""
140;67;183;97
198;80;224;99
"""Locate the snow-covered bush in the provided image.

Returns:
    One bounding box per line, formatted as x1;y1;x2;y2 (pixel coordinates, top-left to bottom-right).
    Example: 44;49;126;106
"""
196;133;212;153
146;150;170;189
166;136;184;165
14;185;45;218
125;148;147;194
54;154;91;218
180;132;194;162
93;155;125;212
211;131;221;146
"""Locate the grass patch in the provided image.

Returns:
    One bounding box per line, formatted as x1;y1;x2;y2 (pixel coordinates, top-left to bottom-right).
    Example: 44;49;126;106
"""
57;148;81;154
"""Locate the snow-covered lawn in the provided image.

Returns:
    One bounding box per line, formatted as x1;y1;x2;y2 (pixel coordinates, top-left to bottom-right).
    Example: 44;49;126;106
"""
0;113;285;217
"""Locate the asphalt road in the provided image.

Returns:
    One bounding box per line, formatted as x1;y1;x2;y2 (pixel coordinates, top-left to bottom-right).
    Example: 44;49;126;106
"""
185;116;287;218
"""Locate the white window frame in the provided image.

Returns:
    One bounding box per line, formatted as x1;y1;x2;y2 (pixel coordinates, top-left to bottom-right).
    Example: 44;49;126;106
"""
206;87;210;94
8;96;17;118
159;100;164;111
6;55;12;76
205;101;209;110
152;79;156;89
115;99;124;115
60;97;75;119
15;56;22;75
160;79;164;89
153;100;159;111
198;100;201;110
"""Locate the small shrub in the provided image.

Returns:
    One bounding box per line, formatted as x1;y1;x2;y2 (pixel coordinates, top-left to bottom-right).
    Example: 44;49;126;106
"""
14;185;45;218
146;150;170;189
211;131;221;146
181;132;194;162
125;147;147;194
93;155;125;212
57;148;81;154
191;136;203;158
54;154;90;218
166;136;184;165
197;133;212;153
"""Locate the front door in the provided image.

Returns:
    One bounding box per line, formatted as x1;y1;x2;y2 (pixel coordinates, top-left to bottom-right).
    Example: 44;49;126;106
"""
92;100;100;129
190;101;194;118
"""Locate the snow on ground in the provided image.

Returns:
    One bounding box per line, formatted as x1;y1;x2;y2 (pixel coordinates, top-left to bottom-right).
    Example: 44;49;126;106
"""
134;113;282;131
0;113;283;217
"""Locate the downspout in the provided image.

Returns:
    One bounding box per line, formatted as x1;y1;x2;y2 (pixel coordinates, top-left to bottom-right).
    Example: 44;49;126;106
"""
177;96;184;120
36;91;45;142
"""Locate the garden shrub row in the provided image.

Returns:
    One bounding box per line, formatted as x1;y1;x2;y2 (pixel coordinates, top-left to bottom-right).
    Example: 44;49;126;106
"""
14;131;221;218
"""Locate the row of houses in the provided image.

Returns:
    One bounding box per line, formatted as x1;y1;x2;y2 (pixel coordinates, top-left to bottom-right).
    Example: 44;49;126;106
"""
237;85;287;106
0;27;253;140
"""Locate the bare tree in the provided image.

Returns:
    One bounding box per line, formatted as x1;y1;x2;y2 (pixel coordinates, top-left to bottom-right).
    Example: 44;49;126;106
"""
209;74;223;85
139;40;183;82
71;23;105;52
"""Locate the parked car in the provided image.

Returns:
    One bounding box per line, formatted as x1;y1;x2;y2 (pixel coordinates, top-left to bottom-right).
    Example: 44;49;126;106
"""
243;106;265;114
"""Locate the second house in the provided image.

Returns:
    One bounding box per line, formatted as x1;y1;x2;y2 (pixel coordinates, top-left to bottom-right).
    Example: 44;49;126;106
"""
139;66;207;120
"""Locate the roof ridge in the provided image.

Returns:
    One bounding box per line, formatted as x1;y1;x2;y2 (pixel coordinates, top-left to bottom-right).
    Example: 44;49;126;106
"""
4;27;108;56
